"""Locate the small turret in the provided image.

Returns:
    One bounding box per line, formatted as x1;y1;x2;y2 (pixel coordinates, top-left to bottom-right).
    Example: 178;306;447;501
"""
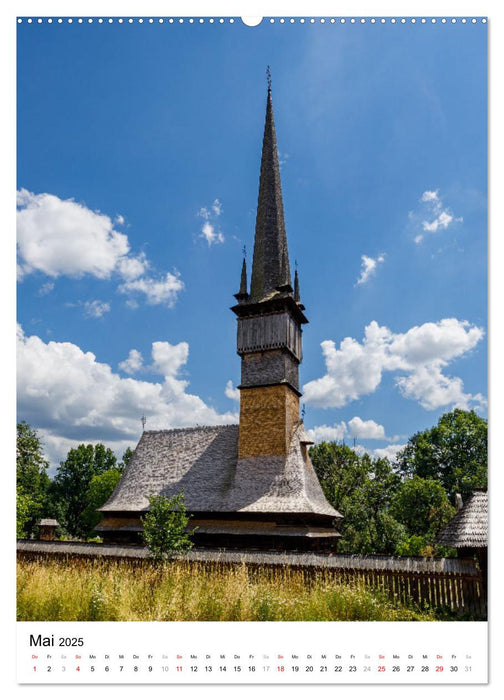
234;257;249;302
294;268;300;302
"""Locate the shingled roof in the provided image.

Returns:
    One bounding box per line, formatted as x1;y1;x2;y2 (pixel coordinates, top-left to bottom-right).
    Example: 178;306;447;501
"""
436;489;488;549
99;424;340;519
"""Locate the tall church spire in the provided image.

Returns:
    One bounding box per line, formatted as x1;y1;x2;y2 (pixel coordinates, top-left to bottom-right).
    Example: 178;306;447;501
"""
249;76;292;301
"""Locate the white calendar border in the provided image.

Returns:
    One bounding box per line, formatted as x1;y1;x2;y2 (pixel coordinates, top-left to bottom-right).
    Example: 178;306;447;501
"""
17;620;488;685
4;0;501;697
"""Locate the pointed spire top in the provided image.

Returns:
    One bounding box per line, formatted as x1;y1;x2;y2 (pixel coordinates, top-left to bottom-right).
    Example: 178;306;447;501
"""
266;65;272;92
294;268;300;302
234;256;249;302
239;257;247;294
249;77;292;301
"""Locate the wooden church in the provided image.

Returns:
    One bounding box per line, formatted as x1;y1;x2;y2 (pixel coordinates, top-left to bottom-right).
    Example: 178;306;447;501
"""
97;81;342;551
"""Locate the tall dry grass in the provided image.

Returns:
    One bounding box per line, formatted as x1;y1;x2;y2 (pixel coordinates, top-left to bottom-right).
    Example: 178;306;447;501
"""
17;557;437;622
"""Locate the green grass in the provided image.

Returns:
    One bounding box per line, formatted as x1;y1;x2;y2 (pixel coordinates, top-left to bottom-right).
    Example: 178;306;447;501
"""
17;557;440;622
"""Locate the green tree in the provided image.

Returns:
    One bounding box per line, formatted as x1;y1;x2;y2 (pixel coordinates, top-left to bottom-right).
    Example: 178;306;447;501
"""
81;468;123;534
142;493;194;560
50;443;117;537
310;443;405;554
390;475;456;540
16;490;36;538
118;446;134;472
310;442;367;510
395;535;430;557
17;421;50;495
396;409;487;501
16;422;50;537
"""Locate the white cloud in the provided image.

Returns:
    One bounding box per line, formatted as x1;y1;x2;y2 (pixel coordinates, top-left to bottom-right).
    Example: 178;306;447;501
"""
118;271;184;307
119;349;144;375
38;430;136;475
37;281;55;296
395;365;486;411
225;380;240;401
307;422;347;444
278;152;289;168
388;318;483;365
83;300;111;319
303;323;395;408
200;221;225;246
17;189;184;308
303;318;484;411
307;416;392;444
117;253;149;281
421;190;439;203
423;210;453;233
17;189;130;279
151;340;189;378
369;444;407;462
198;198;225;246
412;189;462;244
356;254;385;285
17;326;238;467
347;416;385;440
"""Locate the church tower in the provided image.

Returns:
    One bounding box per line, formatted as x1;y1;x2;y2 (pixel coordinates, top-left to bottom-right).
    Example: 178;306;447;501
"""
231;80;308;460
97;75;342;551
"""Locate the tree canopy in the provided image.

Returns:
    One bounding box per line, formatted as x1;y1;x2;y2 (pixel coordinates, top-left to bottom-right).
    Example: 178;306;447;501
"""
16;421;50;496
309;410;486;557
389;475;455;540
142;493;194;559
310;442;405;554
80;468;123;533
395;409;487;500
118;447;134;472
50;443;118;537
16;422;50;537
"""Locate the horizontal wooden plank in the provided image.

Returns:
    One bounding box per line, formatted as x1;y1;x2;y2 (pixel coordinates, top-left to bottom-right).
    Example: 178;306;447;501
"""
16;540;479;575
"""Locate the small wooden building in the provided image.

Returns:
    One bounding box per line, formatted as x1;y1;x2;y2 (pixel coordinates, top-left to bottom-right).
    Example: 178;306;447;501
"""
37;518;59;541
436;489;488;590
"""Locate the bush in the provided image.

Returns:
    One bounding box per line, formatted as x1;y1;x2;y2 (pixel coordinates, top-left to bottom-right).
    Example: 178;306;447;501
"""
142;493;194;560
396;536;457;558
395;535;430;557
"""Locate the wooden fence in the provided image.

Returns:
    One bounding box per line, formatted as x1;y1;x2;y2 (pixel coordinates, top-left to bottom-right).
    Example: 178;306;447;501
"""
16;541;486;619
297;554;486;619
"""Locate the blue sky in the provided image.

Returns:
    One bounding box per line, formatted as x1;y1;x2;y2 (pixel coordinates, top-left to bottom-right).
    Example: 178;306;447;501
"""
16;17;487;469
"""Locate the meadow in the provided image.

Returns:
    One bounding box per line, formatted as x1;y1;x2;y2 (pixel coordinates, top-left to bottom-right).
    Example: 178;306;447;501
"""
17;557;440;622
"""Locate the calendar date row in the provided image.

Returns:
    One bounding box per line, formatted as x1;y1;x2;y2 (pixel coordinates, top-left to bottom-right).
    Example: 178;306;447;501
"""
33;663;472;674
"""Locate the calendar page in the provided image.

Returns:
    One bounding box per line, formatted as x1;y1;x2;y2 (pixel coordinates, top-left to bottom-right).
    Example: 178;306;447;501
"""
13;0;491;692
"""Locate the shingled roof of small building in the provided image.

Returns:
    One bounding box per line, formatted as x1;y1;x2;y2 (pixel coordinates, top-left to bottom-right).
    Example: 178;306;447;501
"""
436;489;488;549
38;518;59;527
99;424;340;518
